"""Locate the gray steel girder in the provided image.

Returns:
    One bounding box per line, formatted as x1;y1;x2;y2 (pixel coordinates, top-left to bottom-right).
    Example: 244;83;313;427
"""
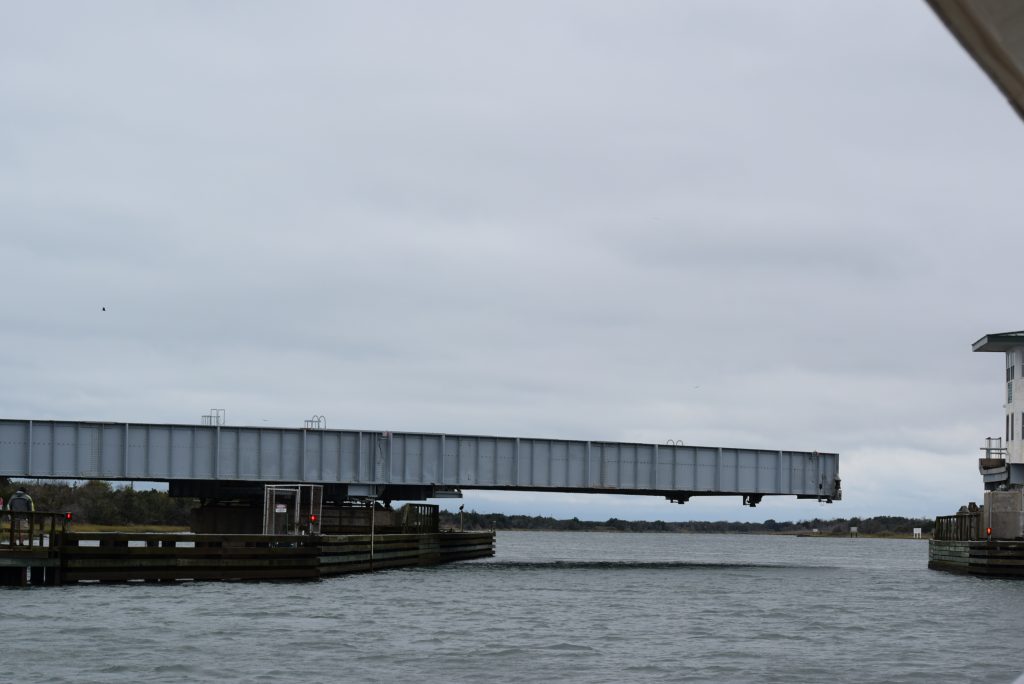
0;419;841;501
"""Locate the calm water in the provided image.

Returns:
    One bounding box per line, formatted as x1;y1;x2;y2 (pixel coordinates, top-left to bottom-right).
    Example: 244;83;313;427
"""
5;532;1024;683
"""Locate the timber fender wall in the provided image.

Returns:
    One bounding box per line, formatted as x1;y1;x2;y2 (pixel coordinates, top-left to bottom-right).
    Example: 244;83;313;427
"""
0;531;495;586
929;539;1024;577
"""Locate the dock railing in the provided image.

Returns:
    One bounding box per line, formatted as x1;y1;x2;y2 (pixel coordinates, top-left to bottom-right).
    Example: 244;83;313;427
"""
933;512;980;541
400;503;439;534
1;511;71;549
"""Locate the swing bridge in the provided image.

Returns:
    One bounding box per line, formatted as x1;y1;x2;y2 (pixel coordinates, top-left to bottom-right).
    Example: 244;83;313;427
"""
0;418;840;508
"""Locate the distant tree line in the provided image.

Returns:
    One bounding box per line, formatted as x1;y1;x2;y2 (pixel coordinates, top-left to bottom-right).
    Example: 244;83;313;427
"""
0;478;934;535
440;510;935;536
1;479;194;526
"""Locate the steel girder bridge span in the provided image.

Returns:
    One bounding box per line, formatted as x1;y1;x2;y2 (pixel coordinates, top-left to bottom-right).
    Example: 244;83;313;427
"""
0;419;841;508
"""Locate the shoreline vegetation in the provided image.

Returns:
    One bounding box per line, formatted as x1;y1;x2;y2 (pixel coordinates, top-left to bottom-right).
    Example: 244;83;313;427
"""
1;479;194;528
440;511;934;538
1;479;933;538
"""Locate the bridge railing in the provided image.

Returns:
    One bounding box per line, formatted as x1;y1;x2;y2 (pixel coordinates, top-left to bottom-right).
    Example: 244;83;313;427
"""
2;511;71;549
933;513;980;541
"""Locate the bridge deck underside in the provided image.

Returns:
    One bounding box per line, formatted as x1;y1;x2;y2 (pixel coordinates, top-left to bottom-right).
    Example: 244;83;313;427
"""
0;420;840;499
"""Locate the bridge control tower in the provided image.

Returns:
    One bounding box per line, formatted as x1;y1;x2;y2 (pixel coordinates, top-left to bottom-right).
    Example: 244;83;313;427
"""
928;333;1024;572
974;331;1024;459
974;331;1024;470
972;331;1024;537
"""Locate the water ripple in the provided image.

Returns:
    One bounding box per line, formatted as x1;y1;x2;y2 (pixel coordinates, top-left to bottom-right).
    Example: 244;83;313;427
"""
4;532;1022;684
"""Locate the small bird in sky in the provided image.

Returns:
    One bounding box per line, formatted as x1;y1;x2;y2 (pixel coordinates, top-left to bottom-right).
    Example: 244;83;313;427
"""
102;307;106;311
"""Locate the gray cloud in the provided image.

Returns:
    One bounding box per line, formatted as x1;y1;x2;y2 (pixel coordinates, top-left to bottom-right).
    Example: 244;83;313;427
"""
2;1;1022;522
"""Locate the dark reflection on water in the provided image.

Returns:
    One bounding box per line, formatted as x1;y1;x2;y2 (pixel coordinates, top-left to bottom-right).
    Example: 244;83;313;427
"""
5;532;1024;684
467;560;827;570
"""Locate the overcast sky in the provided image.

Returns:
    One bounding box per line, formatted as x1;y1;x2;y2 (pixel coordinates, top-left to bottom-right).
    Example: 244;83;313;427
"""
2;1;1023;523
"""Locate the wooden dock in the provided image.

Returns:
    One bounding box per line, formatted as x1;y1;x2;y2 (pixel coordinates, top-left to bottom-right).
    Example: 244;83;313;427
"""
929;539;1024;577
927;511;1024;577
0;530;495;586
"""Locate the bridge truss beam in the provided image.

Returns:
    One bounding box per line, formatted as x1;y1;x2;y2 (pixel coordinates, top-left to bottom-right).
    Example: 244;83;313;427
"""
0;419;841;505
